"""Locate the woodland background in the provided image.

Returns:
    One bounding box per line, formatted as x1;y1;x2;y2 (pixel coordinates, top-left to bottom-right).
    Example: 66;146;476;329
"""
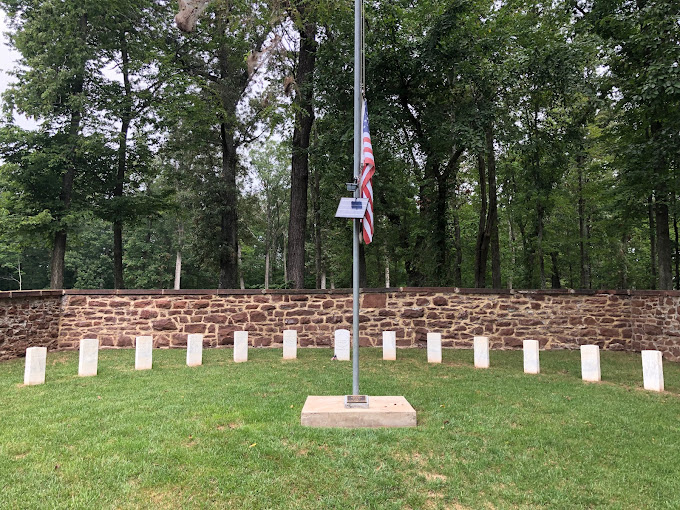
0;0;678;291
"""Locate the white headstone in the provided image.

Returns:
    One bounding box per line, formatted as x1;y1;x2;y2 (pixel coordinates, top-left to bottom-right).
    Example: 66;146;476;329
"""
427;332;442;363
642;350;664;392
186;334;203;367
580;345;601;382
283;330;297;360
474;336;490;368
334;329;350;361
383;331;396;361
523;340;540;374
135;336;153;370
234;331;248;363
78;338;99;377
24;346;47;386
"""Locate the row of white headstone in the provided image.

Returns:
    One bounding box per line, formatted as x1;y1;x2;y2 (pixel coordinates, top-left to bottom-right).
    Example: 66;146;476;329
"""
420;333;665;392
23;329;665;392
22;330;294;385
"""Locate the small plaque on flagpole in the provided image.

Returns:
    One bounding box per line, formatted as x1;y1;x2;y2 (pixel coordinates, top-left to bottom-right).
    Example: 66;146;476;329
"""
344;394;369;408
335;197;368;219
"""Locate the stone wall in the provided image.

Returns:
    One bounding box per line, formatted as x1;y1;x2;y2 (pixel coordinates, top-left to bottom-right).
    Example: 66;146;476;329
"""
2;288;680;362
630;291;680;359
0;291;62;361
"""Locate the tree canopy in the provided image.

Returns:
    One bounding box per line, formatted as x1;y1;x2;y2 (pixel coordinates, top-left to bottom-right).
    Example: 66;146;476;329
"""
1;0;678;291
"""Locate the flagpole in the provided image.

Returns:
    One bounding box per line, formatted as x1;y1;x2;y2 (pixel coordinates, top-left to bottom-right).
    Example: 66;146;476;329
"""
352;0;362;396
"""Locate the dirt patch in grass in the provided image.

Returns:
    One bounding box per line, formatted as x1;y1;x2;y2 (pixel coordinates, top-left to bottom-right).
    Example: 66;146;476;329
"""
394;450;429;466
216;422;241;431
281;438;310;457
425;472;447;481
143;488;184;507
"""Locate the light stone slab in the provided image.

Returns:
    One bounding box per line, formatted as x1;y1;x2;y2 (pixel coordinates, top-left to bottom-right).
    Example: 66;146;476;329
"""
24;346;47;386
580;345;601;382
334;329;350;361
474;336;490;368
78;338;99;377
283;329;297;360
523;340;540;374
383;331;396;361
234;331;248;362
642;350;664;392
301;395;416;428
186;334;203;367
135;336;153;370
427;332;442;363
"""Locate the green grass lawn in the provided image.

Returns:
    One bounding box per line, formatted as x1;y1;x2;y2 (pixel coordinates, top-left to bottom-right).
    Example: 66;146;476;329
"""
2;347;680;509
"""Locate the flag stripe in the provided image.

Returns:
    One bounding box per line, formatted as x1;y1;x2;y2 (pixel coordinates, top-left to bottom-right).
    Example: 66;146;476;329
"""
361;99;375;244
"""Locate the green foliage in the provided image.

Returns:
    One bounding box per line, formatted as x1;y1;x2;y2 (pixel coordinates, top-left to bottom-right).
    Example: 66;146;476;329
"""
0;0;679;289
64;216;114;289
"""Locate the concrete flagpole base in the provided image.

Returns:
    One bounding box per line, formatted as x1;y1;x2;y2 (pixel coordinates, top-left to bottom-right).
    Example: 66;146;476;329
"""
301;396;416;428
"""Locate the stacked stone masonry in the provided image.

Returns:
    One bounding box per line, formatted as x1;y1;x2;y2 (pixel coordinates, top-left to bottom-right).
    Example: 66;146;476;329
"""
0;291;62;361
1;288;680;362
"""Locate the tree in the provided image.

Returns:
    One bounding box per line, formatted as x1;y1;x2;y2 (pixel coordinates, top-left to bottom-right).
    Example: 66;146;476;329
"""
94;0;175;289
0;0;104;288
173;0;281;288
586;0;680;289
250;141;290;289
286;0;318;289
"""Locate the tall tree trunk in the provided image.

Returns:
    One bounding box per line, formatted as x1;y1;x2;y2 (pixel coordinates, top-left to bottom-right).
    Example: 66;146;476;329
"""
619;234;629;289
453;211;462;286
550;251;561;289
113;32;132;289
577;155;590;289
473;127;500;289
474;153;489;288
674;194;679;290
313;161;322;289
507;216;516;290
174;222;184;290
286;19;317;289
433;167;448;284
648;195;657;289
218;122;239;289
50;231;68;289
538;210;545;289
518;214;533;287
265;196;272;290
50;13;87;289
650;120;672;289
283;238;288;284
174;250;182;290
656;197;672;289
238;245;245;290
265;249;270;290
418;149;461;286
486;125;501;288
384;256;390;288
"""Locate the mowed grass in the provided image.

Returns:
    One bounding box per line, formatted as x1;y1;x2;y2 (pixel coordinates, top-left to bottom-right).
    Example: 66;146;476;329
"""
2;348;680;509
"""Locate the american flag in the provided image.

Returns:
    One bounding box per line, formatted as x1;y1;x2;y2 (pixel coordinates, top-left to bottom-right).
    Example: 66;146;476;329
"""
360;99;375;244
